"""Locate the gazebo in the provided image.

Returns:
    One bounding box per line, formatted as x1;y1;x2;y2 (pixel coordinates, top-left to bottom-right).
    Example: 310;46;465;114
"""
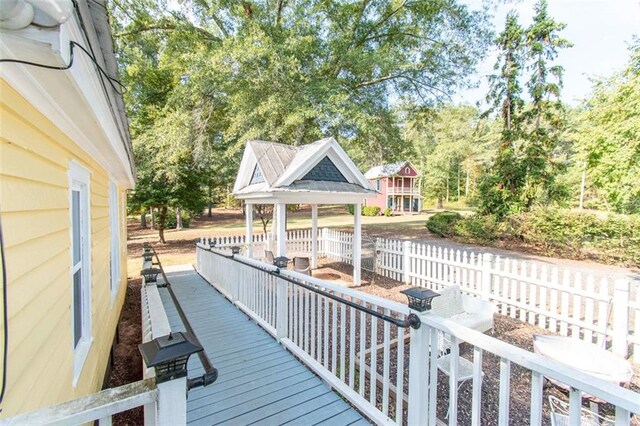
232;137;376;285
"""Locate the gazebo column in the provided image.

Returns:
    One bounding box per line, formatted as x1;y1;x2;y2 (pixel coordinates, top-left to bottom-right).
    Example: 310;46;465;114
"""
276;203;287;257
353;202;362;286
311;204;318;269
245;202;253;258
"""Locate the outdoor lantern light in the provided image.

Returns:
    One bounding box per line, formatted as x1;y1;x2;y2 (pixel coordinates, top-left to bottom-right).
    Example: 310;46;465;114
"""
142;252;153;262
143;242;151;253
208;238;216;248
274;256;290;268
138;331;203;383
400;287;440;312
230;246;241;254
141;267;161;283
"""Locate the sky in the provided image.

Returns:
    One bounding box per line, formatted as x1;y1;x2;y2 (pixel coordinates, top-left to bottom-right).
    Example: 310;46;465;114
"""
457;0;640;106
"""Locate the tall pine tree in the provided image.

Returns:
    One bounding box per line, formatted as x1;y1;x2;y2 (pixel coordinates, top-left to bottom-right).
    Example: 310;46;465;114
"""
479;11;526;217
521;0;572;207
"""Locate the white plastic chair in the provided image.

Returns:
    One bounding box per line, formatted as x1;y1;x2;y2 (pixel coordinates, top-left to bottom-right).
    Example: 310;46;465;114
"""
548;396;614;426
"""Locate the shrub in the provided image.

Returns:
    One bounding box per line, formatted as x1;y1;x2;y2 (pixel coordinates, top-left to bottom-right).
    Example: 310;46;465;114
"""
454;214;500;243
506;209;640;265
347;204;354;215
384;208;392;217
157;210;191;229
425;211;462;237
362;206;381;216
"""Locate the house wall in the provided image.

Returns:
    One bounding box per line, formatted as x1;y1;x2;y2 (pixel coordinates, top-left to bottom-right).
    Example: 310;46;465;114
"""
0;79;128;417
367;178;388;209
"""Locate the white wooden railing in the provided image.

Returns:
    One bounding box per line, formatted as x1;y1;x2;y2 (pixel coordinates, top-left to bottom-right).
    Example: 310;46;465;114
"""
196;244;640;426
201;229;638;362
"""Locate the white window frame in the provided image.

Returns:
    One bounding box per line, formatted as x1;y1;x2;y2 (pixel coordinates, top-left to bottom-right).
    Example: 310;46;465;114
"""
69;161;92;387
405;167;411;174
109;180;121;304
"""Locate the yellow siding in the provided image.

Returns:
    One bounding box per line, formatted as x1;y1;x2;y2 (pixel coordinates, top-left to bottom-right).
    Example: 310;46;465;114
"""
0;79;130;417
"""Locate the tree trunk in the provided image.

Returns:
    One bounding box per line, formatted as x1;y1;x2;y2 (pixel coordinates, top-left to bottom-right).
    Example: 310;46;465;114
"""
208;184;213;217
465;164;470;197
150;206;156;230
158;206;168;244
140;211;147;229
176;206;183;230
457;159;461;199
437;196;443;210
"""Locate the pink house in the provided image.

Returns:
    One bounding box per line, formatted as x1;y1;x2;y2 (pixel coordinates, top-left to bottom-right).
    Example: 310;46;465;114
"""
364;161;422;214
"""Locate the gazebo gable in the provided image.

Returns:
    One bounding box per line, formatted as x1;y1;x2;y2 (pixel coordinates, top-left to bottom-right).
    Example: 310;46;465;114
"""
274;137;372;189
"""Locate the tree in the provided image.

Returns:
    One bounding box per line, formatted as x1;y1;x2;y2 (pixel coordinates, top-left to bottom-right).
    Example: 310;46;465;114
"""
573;41;640;213
520;0;572;208
254;204;274;234
110;0;494;174
479;11;527;216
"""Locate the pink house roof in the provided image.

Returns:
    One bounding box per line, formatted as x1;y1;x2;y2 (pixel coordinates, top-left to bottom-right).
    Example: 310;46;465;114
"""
364;161;420;179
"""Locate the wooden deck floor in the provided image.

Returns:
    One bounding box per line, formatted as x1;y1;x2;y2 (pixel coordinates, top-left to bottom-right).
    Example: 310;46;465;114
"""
158;266;368;426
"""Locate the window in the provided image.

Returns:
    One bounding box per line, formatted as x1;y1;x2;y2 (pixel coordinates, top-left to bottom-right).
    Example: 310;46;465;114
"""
109;181;121;302
405;167;411;174
376;180;381;191
69;162;92;386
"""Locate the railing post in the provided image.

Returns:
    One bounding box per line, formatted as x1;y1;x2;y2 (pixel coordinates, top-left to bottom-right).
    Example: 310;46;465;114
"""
276;277;288;341
408;313;429;425
266;232;273;253
612;278;630;357
480;253;493;301
322;227;329;256
156;376;187;426
403;240;412;285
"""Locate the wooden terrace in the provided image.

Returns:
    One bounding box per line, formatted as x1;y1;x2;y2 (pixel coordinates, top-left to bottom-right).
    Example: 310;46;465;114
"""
157;266;369;425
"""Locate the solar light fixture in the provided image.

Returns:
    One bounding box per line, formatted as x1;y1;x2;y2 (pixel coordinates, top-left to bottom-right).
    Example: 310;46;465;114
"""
208;238;216;248
400;287;440;312
230;246;241;254
143;242;151;253
138;332;203;383
141;267;161;283
142;252;153;261
274;256;290;268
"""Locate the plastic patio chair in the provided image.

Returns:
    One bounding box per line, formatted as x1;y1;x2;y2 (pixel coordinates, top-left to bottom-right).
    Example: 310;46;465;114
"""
264;250;275;265
548;396;614;426
293;256;311;275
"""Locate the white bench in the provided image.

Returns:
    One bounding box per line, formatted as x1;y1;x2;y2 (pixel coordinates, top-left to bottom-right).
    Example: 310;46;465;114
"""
430;284;495;333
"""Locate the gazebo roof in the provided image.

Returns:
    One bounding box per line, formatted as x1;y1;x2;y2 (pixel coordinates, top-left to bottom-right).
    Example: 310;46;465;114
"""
233;137;376;204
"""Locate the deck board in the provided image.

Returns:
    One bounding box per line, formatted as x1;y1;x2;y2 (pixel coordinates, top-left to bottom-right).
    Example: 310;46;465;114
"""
157;267;367;426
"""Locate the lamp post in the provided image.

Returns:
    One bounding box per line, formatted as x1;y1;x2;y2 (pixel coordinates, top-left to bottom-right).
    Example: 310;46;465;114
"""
274;256;290;268
138;331;203;383
400;287;440;312
141;267;161;284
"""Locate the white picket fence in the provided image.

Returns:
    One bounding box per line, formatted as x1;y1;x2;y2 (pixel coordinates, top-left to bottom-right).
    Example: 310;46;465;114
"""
200;229;639;363
195;245;640;425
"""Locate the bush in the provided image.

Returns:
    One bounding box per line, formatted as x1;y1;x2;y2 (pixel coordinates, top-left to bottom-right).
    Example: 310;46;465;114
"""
347;204;354;215
384;208;392;217
362;206;381;216
425;211;462;237
454;214;500;243
506;209;640;265
156;210;191;229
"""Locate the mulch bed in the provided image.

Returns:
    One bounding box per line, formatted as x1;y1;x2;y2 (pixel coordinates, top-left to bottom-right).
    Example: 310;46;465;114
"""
105;277;144;426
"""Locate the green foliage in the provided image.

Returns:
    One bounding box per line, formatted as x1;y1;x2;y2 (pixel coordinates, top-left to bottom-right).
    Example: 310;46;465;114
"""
480;3;572;216
384;208;392;217
159;210;192;229
572;41;640;213
453;214;500;243
347;204;354;215
425;211;462;237
506;209;640;264
362;206;381;217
